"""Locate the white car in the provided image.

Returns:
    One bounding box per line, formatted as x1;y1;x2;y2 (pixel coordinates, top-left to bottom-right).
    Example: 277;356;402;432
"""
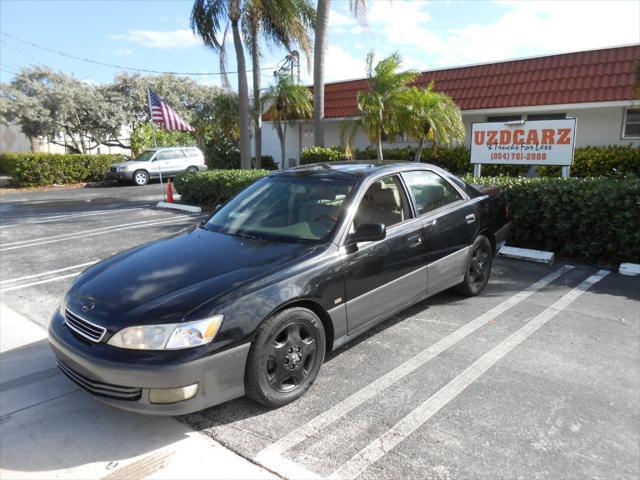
109;147;207;186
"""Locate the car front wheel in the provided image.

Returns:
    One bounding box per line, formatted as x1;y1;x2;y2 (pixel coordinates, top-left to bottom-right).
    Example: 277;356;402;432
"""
456;234;493;296
245;307;326;407
133;170;149;186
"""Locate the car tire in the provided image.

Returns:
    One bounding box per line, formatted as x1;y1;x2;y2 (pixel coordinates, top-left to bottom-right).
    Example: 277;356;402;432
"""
456;235;493;297
245;307;326;408
133;170;149;186
186;166;199;173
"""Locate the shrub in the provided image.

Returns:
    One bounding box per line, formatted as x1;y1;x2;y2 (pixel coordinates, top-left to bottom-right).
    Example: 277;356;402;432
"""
0;152;124;186
300;144;639;178
300;146;346;165
174;169;270;207
467;176;640;263
538;145;640;177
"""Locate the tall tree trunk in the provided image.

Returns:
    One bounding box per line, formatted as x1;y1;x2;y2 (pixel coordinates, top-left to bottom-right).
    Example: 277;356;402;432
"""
415;137;424;162
376;129;383;160
251;27;262;169
230;10;251;169
275;121;286;170
313;0;331;147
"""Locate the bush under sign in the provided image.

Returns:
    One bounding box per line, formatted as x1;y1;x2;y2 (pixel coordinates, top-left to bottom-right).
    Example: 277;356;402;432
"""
470;118;577;166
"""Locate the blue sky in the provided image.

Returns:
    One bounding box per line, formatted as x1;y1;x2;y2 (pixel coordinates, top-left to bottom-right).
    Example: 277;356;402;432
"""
1;0;639;90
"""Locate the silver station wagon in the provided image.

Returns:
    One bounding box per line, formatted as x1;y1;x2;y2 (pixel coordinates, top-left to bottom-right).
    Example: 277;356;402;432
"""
108;147;207;186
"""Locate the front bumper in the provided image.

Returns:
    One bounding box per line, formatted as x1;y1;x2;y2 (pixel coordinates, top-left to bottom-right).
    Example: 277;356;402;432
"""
48;308;249;415
107;170;134;181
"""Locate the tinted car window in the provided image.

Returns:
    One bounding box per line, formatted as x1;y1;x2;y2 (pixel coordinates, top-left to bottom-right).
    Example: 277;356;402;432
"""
155;151;175;161
205;175;356;242
402;170;462;215
354;175;411;229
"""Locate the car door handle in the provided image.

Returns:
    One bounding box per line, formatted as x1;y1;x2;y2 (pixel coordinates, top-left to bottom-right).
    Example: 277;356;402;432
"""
407;234;423;247
465;214;476;224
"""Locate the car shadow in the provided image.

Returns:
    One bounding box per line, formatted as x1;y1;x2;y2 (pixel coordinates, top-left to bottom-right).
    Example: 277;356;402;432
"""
0;338;193;474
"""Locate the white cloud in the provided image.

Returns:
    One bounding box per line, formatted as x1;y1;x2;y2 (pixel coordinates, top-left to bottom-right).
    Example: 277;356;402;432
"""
330;9;358;26
112;29;201;49
112;48;133;56
362;0;640;69
324;45;367;82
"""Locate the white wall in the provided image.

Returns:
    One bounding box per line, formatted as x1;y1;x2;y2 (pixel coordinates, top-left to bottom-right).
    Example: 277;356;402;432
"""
0;123;132;155
261;105;639;164
0;123;32;152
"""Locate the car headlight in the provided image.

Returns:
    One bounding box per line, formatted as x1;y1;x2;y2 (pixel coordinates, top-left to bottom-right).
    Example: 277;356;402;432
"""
107;315;223;350
116;165;130;172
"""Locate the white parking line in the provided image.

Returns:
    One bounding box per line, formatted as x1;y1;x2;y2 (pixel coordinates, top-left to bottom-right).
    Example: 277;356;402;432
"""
0;273;81;293
0;215;203;252
256;265;575;477
330;269;609;480
0;206;151;228
1;214;187;247
0;261;99;285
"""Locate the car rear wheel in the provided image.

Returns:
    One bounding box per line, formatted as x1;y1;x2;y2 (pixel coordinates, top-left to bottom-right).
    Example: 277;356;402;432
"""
133;170;149;186
456;235;493;296
245;307;325;408
186;166;198;173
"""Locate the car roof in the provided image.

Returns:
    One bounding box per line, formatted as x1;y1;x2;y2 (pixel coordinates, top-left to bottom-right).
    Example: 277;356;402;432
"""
275;161;444;180
147;146;200;151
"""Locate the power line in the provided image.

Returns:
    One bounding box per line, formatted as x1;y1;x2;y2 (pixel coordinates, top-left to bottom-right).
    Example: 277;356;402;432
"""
2;32;278;76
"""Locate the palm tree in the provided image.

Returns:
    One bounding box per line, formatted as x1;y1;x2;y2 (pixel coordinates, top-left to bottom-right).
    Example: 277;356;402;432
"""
241;0;314;168
313;0;367;147
398;84;466;161
342;51;417;160
192;0;252;169
262;73;313;168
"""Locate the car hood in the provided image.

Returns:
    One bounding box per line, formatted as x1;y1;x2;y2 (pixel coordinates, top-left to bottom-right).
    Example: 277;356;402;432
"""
67;227;320;330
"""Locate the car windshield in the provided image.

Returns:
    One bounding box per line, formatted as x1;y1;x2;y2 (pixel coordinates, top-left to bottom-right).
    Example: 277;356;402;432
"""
132;150;155;162
204;175;357;243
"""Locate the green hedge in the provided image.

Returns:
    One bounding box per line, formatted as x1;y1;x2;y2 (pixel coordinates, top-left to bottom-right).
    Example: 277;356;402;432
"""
173;169;270;207
176;169;639;263
468;176;640;263
300;145;639;178
0;152;125;186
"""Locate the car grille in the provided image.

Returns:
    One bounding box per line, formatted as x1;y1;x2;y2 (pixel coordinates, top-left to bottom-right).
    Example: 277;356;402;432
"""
64;308;106;343
57;361;142;401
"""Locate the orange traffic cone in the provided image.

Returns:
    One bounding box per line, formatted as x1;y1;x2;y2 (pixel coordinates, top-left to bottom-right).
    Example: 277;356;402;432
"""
166;177;174;203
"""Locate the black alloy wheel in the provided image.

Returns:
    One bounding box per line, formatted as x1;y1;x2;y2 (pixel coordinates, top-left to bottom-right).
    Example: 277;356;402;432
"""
245;307;326;407
456;235;493;296
266;322;318;392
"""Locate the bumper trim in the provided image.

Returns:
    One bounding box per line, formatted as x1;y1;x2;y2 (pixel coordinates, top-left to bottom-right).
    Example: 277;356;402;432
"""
58;360;142;400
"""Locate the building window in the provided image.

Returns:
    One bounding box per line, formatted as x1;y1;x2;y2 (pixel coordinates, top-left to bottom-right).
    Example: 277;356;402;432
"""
527;113;567;121
486;115;522;123
622;108;640;138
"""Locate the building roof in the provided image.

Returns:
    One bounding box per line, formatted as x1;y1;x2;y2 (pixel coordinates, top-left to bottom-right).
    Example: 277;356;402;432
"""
321;45;639;118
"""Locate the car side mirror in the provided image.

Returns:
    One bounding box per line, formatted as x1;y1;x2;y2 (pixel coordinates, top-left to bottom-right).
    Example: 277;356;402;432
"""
349;223;386;244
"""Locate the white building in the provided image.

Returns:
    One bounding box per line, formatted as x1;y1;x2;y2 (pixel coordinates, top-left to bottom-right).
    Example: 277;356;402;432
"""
259;45;640;167
0;123;131;155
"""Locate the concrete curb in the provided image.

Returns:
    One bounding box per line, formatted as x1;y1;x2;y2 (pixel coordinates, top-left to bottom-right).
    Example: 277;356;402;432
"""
498;246;554;264
156;201;202;213
619;263;640;277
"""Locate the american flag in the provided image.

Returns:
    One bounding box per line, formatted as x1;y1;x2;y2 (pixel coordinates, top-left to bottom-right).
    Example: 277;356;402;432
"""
148;89;194;132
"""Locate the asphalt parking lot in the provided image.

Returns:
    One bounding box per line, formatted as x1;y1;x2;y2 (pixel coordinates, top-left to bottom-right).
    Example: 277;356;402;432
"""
1;184;638;479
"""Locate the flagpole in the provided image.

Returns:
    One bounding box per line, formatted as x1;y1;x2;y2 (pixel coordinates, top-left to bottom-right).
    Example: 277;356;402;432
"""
147;87;164;199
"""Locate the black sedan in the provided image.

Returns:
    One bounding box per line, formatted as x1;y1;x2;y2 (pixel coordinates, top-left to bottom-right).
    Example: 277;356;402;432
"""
49;162;511;415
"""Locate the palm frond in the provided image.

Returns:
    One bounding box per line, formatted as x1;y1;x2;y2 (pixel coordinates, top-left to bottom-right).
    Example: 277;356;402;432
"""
191;0;228;51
